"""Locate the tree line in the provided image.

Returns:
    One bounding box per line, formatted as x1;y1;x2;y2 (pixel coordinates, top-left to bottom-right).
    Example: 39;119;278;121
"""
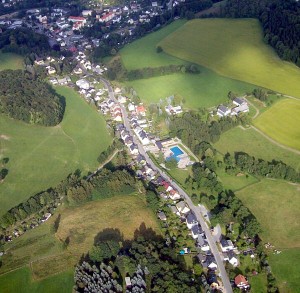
0;70;64;126
222;0;300;67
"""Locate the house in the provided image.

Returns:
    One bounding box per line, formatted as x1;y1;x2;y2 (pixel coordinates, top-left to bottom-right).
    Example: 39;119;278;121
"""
34;58;44;65
162;181;173;192
197;235;210;251
170;206;177;214
217;105;231;117
186;212;198;229
82;10;93;17
165;105;183;115
169;189;180;200
220;237;234;252
234;274;250;289
136;154;146;165
205;255;218;270
124;136;133;147
125;277;132;288
224;251;239;267
207;271;219;287
176;201;190;214
118;96;127;103
191;225;202;239
136;105;146;116
121;130;130;140
232;103;249;115
46;66;56;75
129;144;139;155
68;16;86;24
128;103;135;112
157;211;167;221
233;97;246;106
41;213;51;222
100;12;115;22
76;79;90;90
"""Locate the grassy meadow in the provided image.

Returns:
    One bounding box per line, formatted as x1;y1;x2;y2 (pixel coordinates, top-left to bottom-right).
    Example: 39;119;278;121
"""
159;18;300;98
236;180;300;248
119;20;255;108
0;86;112;216
0;51;23;71
254;99;300;150
0;194;160;291
0;267;74;293
214;127;300;171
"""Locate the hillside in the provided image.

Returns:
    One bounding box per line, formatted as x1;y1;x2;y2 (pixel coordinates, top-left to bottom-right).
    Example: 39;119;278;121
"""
159;18;300;98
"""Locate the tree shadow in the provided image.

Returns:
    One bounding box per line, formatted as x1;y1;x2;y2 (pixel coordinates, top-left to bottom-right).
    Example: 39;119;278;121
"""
94;228;124;245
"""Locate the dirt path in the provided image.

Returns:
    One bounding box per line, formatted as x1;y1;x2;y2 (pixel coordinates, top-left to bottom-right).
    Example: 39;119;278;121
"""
245;97;260;119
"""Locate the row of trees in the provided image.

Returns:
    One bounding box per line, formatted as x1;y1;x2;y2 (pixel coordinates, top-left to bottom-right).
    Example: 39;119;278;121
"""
225;152;300;182
0;70;65;126
222;0;300;67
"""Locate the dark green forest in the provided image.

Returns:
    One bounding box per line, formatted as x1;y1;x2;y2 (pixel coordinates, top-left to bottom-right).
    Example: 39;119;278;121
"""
223;0;300;66
0;70;64;126
0;28;51;56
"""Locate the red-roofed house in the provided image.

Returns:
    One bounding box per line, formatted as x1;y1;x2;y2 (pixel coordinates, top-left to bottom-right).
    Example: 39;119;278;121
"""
136;105;146;116
234;274;249;289
162;182;173;192
68;16;86;23
169;189;180;200
100;12;115;22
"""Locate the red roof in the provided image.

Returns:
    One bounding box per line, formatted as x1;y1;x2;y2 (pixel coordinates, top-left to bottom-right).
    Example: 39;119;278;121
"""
170;189;178;195
136;105;146;113
69;16;85;21
69;47;77;52
101;12;115;20
162;182;170;189
235;274;248;286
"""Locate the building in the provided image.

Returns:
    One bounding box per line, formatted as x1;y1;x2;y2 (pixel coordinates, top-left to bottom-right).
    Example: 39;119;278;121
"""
220;237;234;252
100;12;115;22
191;225;202;239
197;235;210;251
157;211;167;221
176;201;190;214
76;79;90;90
217;105;231;117
235;274;250;289
224;251;238;267
186;212;198;229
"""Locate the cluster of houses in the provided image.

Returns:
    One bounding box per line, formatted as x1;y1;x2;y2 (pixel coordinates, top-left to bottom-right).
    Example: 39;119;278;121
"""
217;97;249;118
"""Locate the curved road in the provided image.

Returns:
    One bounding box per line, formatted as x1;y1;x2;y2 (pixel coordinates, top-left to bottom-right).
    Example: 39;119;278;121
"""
100;77;233;293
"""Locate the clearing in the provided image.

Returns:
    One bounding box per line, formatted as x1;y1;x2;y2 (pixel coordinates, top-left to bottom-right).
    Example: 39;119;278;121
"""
159;19;300;98
253;99;300;151
0;51;23;71
236;180;300;248
214;127;300;171
0;86;112;216
119;20;255;108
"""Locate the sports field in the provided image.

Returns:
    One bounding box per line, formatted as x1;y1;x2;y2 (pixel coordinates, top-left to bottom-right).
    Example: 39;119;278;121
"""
119;20;255;108
254;99;300;150
159;19;300;98
0;195;160;288
0;86;112;216
0;51;23;71
236;180;300;248
214;127;300;171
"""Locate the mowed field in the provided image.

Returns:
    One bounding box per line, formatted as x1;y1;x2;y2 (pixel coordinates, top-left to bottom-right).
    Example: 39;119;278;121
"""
236;180;300;292
159;18;300;98
236;180;300;248
119;20;255;108
0;86;112;216
214;127;300;171
254;99;300;150
0;51;23;70
0;195;160;292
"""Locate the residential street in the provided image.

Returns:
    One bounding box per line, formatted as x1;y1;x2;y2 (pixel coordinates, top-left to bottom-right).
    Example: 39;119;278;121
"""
100;77;233;293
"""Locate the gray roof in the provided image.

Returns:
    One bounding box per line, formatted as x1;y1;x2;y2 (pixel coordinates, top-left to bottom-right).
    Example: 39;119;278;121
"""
191;225;202;235
186;212;197;224
218;105;229;113
197;234;205;246
233;97;245;105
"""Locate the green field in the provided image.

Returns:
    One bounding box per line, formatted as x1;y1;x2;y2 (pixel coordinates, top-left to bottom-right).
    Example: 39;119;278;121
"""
254;99;300;150
0;267;74;293
0;86;112;216
268;248;300;293
119;21;255;108
236;180;300;248
214;127;300;171
159;18;300;99
0;51;23;71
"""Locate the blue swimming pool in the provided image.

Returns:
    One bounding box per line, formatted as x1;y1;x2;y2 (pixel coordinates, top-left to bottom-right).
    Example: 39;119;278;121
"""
167;146;184;162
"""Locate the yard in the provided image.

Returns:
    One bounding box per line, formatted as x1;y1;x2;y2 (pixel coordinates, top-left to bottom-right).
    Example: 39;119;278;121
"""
0;86;112;216
214;127;300;171
0;194;160;284
119;20;255;109
253;98;300;151
0;51;23;71
159;18;300;99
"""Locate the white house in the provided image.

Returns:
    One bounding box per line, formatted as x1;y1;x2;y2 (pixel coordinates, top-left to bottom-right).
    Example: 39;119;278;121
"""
128;103;135;112
224;251;239;267
169;189;181;200
176;201;190;214
220;238;234;252
198;235;210;251
217;105;231;117
76;79;90;90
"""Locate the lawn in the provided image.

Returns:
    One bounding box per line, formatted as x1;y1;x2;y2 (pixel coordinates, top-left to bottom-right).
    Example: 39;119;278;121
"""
0;86;112;216
0;195;160;281
216;168;259;192
254;99;300;150
159;18;300;98
214;127;300;171
0;51;23;71
268;248;300;293
119;20;255;108
236;180;300;248
0;267;74;293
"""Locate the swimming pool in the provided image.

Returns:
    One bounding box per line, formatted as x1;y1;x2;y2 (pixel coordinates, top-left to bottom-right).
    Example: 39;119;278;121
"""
167;146;184;162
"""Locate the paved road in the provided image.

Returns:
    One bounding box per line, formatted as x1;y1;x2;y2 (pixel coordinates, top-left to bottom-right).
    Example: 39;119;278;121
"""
100;77;233;293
